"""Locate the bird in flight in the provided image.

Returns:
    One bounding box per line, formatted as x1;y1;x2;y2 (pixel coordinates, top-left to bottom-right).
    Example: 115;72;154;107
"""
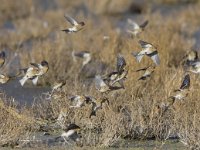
62;15;85;33
132;40;160;65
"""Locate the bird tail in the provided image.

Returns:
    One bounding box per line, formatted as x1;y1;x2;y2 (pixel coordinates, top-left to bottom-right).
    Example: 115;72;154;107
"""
19;77;28;86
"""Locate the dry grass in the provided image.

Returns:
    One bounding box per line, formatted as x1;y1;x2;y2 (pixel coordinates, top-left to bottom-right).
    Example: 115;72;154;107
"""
1;0;200;149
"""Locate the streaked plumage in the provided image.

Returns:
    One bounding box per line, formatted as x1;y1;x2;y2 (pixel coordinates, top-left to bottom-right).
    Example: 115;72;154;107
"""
69;95;92;108
127;19;148;36
132;40;160;65
19;60;49;86
72;51;91;66
0;51;5;68
62;15;85;33
136;65;155;80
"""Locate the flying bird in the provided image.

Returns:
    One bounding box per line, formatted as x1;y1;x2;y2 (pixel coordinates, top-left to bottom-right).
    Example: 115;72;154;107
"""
62;15;85;33
69;95;92;108
170;74;190;101
126;19;148;37
182;50;198;67
117;54;126;74
19;60;49;86
135;65;155;80
72;51;91;67
90;97;109;118
55;123;81;143
132;40;160;65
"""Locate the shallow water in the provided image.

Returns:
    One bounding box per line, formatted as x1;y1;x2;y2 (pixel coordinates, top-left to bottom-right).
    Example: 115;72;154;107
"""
0;79;51;105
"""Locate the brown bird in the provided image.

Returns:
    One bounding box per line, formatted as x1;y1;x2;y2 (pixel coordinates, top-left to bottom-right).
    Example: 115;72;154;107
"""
132;40;160;65
0;51;5;68
126;19;148;37
136;65;155;80
62;15;85;33
19;60;49;86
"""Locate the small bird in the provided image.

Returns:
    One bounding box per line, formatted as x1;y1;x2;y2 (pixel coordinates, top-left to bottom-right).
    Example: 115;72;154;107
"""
56;123;81;143
95;75;111;93
90;97;109;118
132;40;160;65
19;60;49;86
94;75;122;93
126;19;148;37
0;74;10;84
62;15;85;33
72;51;91;67
170;74;190;101
0;51;6;68
103;54;128;88
135;65;155;80
69;95;92;108
182;50;198;67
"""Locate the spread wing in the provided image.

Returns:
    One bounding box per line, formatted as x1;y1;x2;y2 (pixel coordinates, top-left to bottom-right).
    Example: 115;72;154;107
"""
139;40;153;49
64;15;78;26
180;74;190;90
117;54;126;73
140;20;149;29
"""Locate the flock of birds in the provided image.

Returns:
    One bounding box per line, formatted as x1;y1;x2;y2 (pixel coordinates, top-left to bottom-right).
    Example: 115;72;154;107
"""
0;14;198;144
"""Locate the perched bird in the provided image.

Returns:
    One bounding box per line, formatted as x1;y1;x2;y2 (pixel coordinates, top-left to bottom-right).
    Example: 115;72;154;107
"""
94;75;122;93
170;74;190;101
126;19;148;37
69;95;92;108
0;74;10;84
62;15;85;33
56;123;81;143
135;65;155;80
90;97;109;118
72;51;91;67
0;51;5;68
132;40;160;65
19;60;49;86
